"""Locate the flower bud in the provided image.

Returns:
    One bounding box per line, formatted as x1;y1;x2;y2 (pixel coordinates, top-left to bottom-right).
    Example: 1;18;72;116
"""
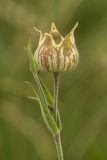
34;22;79;72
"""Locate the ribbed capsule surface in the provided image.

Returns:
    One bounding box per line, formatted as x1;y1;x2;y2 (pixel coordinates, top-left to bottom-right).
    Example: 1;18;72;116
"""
34;22;79;72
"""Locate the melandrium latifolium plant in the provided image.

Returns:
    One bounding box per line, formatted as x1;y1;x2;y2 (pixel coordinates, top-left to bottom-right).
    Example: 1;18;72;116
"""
27;22;79;160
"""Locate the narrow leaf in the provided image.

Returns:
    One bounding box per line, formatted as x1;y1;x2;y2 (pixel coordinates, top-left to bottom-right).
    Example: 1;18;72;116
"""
39;76;53;106
57;110;62;130
24;81;39;97
37;75;62;131
33;74;49;110
25;80;59;134
27;41;38;73
27;96;39;101
38;99;59;134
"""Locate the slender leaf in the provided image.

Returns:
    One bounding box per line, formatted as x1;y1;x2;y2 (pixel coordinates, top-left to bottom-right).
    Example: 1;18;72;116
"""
27;41;38;73
33;74;49;110
39;76;53;106
37;76;62;131
38;99;59;134
25;80;59;134
24;81;39;97
57;110;62;130
27;96;39;101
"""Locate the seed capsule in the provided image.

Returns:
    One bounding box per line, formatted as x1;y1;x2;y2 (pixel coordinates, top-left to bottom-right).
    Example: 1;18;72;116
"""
34;22;79;72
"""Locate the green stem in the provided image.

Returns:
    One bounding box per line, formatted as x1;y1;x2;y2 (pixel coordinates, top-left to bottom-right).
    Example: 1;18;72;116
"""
54;132;64;160
53;72;64;160
53;72;59;123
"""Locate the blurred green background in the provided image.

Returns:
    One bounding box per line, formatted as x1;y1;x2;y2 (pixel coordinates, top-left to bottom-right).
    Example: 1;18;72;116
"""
0;0;107;160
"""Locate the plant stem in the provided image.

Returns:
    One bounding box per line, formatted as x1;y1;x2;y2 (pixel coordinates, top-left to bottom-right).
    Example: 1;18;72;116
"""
53;72;59;123
53;72;64;160
54;132;64;160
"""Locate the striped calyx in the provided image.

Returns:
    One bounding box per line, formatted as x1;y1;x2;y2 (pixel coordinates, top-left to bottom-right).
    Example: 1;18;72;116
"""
34;22;79;72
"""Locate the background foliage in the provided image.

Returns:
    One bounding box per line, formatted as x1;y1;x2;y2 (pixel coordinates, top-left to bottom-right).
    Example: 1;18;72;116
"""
0;0;107;160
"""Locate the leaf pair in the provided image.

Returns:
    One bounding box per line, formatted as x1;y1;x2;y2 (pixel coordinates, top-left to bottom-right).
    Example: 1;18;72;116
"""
27;41;62;135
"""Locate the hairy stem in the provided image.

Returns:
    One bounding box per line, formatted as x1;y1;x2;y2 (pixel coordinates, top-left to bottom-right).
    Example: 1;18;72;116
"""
53;72;64;160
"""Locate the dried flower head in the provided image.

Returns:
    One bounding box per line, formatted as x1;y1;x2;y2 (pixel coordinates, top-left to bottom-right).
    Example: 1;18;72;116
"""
34;22;79;72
